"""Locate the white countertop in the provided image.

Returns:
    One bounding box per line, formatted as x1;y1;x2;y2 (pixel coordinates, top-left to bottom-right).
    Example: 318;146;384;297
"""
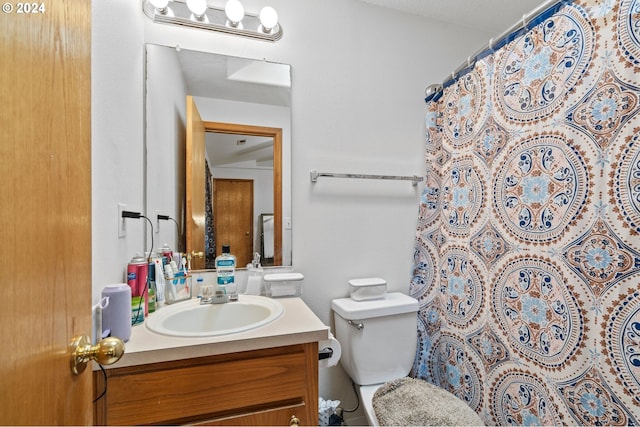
104;296;329;369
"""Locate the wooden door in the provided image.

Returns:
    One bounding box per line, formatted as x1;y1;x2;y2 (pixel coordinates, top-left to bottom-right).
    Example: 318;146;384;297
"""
213;179;254;266
186;96;206;269
0;0;93;424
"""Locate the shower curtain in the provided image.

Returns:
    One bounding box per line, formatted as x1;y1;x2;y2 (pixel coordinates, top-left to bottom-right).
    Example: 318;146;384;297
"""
205;159;216;269
411;0;640;424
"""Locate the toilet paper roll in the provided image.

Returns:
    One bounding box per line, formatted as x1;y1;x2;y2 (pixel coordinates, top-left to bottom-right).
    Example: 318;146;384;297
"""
318;332;341;368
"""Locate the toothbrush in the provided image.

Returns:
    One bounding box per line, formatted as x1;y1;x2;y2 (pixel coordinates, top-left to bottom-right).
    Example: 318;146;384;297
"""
181;256;188;291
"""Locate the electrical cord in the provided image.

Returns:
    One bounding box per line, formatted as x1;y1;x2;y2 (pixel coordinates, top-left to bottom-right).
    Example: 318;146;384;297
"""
169;217;181;251
132;215;154;325
157;214;182;252
96;211;154;401
141;215;154;264
342;379;360;413
93;363;107;403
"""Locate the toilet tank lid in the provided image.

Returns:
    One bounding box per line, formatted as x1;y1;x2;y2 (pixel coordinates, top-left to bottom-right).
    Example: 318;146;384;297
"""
331;292;419;320
348;277;386;287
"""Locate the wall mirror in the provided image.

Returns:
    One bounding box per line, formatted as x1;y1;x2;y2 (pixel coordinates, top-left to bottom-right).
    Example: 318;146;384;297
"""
145;44;292;270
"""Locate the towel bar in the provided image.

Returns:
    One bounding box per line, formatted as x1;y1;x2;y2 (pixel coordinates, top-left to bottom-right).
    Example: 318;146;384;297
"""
310;170;423;186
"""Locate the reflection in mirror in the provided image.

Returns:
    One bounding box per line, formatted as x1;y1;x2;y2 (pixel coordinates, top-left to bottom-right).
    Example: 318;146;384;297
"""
145;44;292;270
186;116;282;269
207;130;276;268
259;214;275;266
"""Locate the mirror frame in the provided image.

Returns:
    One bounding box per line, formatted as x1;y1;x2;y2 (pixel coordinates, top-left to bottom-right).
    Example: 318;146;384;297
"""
187;121;282;268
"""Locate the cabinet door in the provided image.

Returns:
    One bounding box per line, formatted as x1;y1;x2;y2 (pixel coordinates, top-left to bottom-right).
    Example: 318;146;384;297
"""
94;343;318;426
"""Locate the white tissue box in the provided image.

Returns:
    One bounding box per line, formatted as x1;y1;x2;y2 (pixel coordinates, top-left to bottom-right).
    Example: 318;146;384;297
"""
349;277;387;301
263;272;304;297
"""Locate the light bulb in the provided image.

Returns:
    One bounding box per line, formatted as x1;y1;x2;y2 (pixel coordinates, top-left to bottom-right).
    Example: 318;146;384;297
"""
259;6;278;32
224;0;244;26
149;0;169;12
186;0;207;18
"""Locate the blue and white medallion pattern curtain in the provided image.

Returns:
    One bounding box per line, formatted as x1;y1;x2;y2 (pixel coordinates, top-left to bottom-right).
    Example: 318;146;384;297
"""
412;0;640;424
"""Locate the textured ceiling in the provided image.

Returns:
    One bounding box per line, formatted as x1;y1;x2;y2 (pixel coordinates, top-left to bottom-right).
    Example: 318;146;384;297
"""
357;0;548;34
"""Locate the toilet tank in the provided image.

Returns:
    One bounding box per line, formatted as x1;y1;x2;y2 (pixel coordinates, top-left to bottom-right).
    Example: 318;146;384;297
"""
331;292;419;386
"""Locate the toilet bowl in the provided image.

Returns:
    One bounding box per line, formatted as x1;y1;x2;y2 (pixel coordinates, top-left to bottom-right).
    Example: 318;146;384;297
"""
331;292;484;426
358;384;382;426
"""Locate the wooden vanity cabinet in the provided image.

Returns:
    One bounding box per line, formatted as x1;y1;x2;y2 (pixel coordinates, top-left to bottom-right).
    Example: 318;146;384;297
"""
93;342;318;426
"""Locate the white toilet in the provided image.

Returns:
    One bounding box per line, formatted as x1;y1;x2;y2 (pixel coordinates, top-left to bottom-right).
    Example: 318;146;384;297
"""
331;292;419;426
332;292;484;426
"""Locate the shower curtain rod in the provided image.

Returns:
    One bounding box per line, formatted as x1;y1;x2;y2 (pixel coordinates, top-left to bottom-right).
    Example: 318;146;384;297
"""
424;0;567;102
310;169;423;186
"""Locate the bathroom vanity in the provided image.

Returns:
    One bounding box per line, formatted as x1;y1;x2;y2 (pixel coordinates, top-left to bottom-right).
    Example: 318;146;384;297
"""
93;297;328;426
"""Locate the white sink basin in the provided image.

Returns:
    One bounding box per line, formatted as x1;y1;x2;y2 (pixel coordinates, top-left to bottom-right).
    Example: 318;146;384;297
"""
145;295;284;337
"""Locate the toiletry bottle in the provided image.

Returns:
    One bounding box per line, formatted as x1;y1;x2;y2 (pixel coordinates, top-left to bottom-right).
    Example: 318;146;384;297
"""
127;254;148;321
196;277;204;299
160;243;173;262
147;259;156;313
245;252;264;295
215;244;237;301
154;258;166;308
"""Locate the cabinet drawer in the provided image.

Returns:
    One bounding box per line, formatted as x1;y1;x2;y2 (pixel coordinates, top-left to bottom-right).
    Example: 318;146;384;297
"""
194;402;307;426
95;344;316;425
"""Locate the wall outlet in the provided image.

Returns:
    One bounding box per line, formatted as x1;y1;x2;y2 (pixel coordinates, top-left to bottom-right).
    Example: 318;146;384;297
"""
118;203;127;238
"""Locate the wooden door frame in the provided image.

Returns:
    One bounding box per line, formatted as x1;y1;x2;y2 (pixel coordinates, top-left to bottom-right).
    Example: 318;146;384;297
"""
203;122;282;266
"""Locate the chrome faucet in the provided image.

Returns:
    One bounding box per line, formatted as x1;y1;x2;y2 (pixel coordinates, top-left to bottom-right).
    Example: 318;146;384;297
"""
200;284;229;304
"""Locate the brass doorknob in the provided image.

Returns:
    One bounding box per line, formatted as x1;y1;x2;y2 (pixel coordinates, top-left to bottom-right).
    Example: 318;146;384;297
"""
189;251;204;258
289;415;300;426
70;335;125;375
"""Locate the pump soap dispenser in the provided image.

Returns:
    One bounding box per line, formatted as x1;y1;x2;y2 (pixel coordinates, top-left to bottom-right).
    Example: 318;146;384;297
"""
245;253;264;295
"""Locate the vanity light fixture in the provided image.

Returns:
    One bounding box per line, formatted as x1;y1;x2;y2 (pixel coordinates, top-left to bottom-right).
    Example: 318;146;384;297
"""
142;0;282;42
224;0;244;27
149;0;169;13
259;6;278;34
186;0;207;19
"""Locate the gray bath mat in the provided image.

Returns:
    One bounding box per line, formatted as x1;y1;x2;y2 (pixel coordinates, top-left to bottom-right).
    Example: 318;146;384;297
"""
373;377;484;426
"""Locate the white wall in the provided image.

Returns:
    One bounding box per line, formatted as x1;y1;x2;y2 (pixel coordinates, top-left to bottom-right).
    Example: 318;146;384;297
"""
92;0;144;291
92;0;492;423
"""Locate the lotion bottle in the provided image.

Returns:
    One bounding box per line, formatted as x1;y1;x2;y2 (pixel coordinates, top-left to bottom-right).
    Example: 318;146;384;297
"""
245;253;264;295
